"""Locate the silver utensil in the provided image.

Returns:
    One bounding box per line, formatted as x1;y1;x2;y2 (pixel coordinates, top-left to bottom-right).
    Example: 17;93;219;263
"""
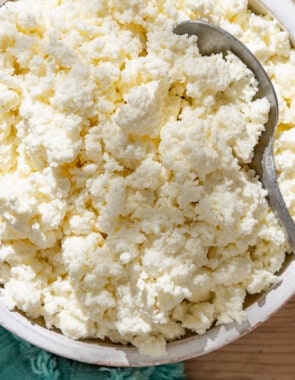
174;20;295;250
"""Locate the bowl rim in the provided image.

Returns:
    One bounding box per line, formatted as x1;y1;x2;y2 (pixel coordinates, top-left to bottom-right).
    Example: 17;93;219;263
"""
1;0;295;367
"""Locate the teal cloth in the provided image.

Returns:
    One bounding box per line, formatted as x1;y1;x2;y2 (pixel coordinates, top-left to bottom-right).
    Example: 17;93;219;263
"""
0;327;186;380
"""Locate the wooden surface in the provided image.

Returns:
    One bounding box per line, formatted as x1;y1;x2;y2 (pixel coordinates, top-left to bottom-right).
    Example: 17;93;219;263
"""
185;295;295;380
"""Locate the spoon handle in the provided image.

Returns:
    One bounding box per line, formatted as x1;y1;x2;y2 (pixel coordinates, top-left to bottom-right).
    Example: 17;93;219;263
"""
263;140;295;251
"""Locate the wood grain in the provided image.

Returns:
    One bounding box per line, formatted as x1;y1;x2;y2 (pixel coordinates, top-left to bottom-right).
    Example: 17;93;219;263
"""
185;295;295;380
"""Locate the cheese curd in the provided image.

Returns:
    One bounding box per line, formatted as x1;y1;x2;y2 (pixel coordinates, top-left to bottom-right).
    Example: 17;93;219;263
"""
0;0;293;357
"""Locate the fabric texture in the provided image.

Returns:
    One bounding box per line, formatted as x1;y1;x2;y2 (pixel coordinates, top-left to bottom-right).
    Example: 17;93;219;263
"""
0;327;186;380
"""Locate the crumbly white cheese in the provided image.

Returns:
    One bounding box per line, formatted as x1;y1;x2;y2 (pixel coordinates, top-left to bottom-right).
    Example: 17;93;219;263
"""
0;0;293;358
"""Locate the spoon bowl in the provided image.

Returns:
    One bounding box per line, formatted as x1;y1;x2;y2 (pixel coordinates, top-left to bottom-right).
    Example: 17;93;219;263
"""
174;20;295;250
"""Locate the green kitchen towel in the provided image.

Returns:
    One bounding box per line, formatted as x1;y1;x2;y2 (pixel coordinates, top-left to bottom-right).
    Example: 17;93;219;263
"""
0;327;186;380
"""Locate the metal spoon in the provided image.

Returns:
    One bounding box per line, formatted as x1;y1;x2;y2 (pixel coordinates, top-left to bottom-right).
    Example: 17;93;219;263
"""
174;20;295;250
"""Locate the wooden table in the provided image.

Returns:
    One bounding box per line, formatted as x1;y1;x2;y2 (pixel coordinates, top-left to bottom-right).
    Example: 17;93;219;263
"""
185;295;295;380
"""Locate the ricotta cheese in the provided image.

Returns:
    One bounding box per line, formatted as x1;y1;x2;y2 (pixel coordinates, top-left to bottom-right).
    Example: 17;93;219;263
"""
0;0;293;357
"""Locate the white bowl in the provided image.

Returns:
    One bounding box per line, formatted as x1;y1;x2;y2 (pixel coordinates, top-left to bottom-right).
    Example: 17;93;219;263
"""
1;0;295;367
